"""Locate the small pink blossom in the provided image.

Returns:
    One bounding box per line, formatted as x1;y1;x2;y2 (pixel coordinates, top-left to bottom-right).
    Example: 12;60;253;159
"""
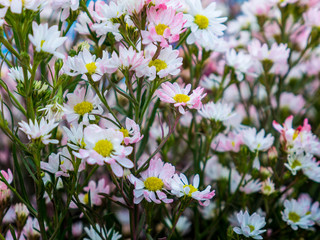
108;46;149;77
156;82;206;114
100;116;144;145
303;8;320;28
80;179;110;206
248;39;290;65
141;6;186;47
128;158;175;204
0;168;13;190
211;131;243;153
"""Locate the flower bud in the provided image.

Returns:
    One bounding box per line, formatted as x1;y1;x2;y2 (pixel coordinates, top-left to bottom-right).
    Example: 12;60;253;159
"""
15;203;29;229
268;146;278;161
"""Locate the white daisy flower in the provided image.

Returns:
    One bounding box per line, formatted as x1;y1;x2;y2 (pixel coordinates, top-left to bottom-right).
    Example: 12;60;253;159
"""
261;178;275;196
184;0;227;48
63;85;103;125
0;0;46;14
74;12;91;35
233;210;266;240
170;173;215;206
63;123;85;151
198;101;236;124
92;1;125;44
39;102;66;121
145;45;183;81
226;49;255;81
285;152;314;175
64;49;115;82
28;22;67;59
8;66;31;82
240;178;262;194
18;118;59;145
84;224;122;240
51;0;79;21
40;147;74;178
303;158;320;183
281;199;314;230
241;128;274;152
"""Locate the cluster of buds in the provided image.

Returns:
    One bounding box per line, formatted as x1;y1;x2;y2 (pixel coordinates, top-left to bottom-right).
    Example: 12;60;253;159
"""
0;169;13;222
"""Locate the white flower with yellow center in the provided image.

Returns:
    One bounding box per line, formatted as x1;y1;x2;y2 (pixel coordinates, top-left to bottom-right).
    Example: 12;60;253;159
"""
145;46;183;81
241;127;274;152
63;85;103;125
281;199;314;230
261;178;275;196
127;158;175;204
28;22;67;58
79;124;133;177
233;210;266;239
183;0;227;48
64;49;115;82
170;173;215;206
285;152;314;176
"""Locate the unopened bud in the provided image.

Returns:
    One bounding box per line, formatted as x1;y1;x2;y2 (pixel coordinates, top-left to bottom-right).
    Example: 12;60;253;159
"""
268;146;278;161
15;203;29;229
55;59;63;73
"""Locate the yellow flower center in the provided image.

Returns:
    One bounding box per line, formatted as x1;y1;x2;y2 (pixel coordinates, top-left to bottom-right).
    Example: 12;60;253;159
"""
173;94;190;103
73;101;94;115
144;177;164;192
293;130;299;140
291;159;301;169
288;212;300;223
81;139;86;148
263;185;271;192
41;40;45;48
183;184;198;196
85;62;97;75
149;59;167;72
155;23;169;35
248;224;255;232
93;139;113;157
83;193;89;204
194;15;209;29
119;128;130;138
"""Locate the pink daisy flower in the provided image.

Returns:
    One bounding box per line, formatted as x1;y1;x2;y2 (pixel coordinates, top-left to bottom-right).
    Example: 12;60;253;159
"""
108;46;149;77
0;168;13;190
0;168;13;204
169;173;215;206
78;124;134;177
127;158;175;204
100;115;144;145
80;179;110;206
156;82;206;114
141;5;186;47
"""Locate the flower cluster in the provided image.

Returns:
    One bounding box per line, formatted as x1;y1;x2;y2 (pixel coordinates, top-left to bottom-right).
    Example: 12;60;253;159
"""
0;0;320;239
